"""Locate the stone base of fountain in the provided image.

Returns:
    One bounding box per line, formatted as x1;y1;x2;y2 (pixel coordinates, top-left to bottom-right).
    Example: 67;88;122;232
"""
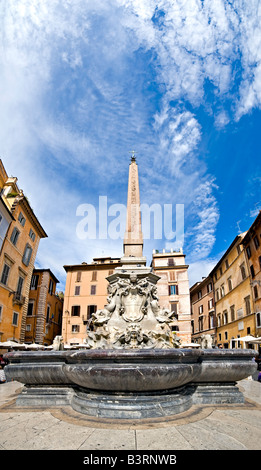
4;348;256;419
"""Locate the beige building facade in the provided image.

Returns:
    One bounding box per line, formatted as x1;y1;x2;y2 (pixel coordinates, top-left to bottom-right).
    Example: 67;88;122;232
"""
151;249;191;345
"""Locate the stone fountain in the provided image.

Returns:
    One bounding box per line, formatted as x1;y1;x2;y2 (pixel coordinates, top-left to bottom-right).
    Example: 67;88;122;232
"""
4;156;256;419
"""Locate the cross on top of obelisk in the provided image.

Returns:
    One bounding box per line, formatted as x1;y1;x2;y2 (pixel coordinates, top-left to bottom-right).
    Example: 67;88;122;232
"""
129;150;137;162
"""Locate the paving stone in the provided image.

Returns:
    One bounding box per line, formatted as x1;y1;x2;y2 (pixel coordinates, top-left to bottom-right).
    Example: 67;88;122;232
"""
0;380;260;450
136;426;191;450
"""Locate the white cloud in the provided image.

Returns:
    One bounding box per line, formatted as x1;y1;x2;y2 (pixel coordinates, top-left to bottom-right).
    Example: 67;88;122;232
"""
188;258;218;288
1;0;261;290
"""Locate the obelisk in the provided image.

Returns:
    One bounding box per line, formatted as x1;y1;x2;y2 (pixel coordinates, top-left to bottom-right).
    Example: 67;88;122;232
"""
123;153;144;259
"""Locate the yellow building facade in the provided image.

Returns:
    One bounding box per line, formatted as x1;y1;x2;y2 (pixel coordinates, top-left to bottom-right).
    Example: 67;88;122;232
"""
242;211;261;340
210;233;256;348
0;160;47;343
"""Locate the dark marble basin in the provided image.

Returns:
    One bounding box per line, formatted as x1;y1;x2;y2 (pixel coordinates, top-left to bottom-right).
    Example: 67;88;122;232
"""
4;348;256;392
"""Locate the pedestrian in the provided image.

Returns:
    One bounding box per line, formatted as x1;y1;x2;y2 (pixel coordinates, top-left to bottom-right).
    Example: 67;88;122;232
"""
0;365;6;384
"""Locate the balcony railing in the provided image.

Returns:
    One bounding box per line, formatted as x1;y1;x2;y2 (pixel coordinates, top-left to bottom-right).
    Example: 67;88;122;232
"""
12;292;26;305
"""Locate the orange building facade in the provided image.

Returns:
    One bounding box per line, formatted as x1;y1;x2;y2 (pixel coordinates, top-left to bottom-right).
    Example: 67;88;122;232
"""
62;257;123;345
190;276;215;346
25;269;63;346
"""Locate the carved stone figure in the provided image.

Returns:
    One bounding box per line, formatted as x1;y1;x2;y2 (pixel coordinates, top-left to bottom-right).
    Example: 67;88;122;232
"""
85;270;179;349
200;334;213;349
52;335;64;351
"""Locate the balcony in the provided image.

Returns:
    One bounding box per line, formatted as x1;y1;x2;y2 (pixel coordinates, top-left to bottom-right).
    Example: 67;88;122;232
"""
12;292;26;306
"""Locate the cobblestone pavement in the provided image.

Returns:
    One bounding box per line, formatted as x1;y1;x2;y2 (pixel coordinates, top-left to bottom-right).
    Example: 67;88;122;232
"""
0;379;260;451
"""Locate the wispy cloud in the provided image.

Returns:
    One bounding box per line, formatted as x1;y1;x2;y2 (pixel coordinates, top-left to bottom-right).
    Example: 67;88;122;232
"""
1;1;261;289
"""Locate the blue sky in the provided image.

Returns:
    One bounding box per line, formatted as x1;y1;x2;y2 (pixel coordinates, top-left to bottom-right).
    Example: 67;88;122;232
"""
1;0;261;290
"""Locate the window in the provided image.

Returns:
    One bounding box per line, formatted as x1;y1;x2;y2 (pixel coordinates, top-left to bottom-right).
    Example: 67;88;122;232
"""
22;244;32;266
26;324;31;332
254;235;260;249
223;310;228;325
244;296;251;315
237;245;241;255
246;245;251;259
30;274;39;290
259;256;261;270
1;263;10;285
230;305;235;322
240;263;246;280
198;290;202;299
257;312;261;328
87;305;97;318
228;277;233;291
237;308;244;319
27;301;34;316
18;212;26;227
170;303;178;316
29;229;35;242
71;305;81;316
75;286;80;295
72;325;80;333
207;282;212;293
168;258;174;266
209;313;214;328
208;298;214;309
0;305;2;322
17;276;24;296
92;271;97;281
76;271;82;282
12;311;19;326
90;285;96;295
199;305;203;314
216;289;220;301
46;305;50;323
217;314;221;327
220;284;225;297
169;284;178;295
254;285;258;299
225;259;229;270
250;265;255;278
48;279;54;295
219;267;223;276
10;227;20;246
198;316;203;331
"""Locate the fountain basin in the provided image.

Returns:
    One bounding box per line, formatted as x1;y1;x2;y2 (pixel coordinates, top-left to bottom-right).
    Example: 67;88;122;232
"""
4;348;256;419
